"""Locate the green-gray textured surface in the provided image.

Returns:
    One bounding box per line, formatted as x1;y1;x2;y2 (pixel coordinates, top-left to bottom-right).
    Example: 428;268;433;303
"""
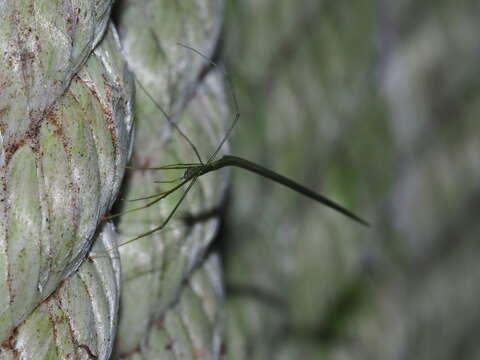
113;0;227;357
0;0;133;353
122;254;224;360
224;0;480;359
1;0;227;358
0;223;121;360
113;69;229;358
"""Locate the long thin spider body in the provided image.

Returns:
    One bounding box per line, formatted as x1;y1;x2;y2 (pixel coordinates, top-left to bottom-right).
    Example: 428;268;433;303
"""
96;44;369;255
182;155;369;226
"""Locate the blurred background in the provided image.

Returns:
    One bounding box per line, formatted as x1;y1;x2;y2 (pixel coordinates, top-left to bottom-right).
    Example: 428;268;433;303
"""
220;1;480;359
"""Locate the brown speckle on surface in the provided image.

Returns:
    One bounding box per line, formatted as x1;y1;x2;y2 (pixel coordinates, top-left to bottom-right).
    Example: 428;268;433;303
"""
78;344;98;360
0;106;10;119
4;139;26;166
165;340;174;351
42;279;67;305
67;91;81;105
46;301;60;359
1;325;19;357
66;6;81;40
45;108;64;138
78;74;118;143
2;105;51;165
19;49;36;75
